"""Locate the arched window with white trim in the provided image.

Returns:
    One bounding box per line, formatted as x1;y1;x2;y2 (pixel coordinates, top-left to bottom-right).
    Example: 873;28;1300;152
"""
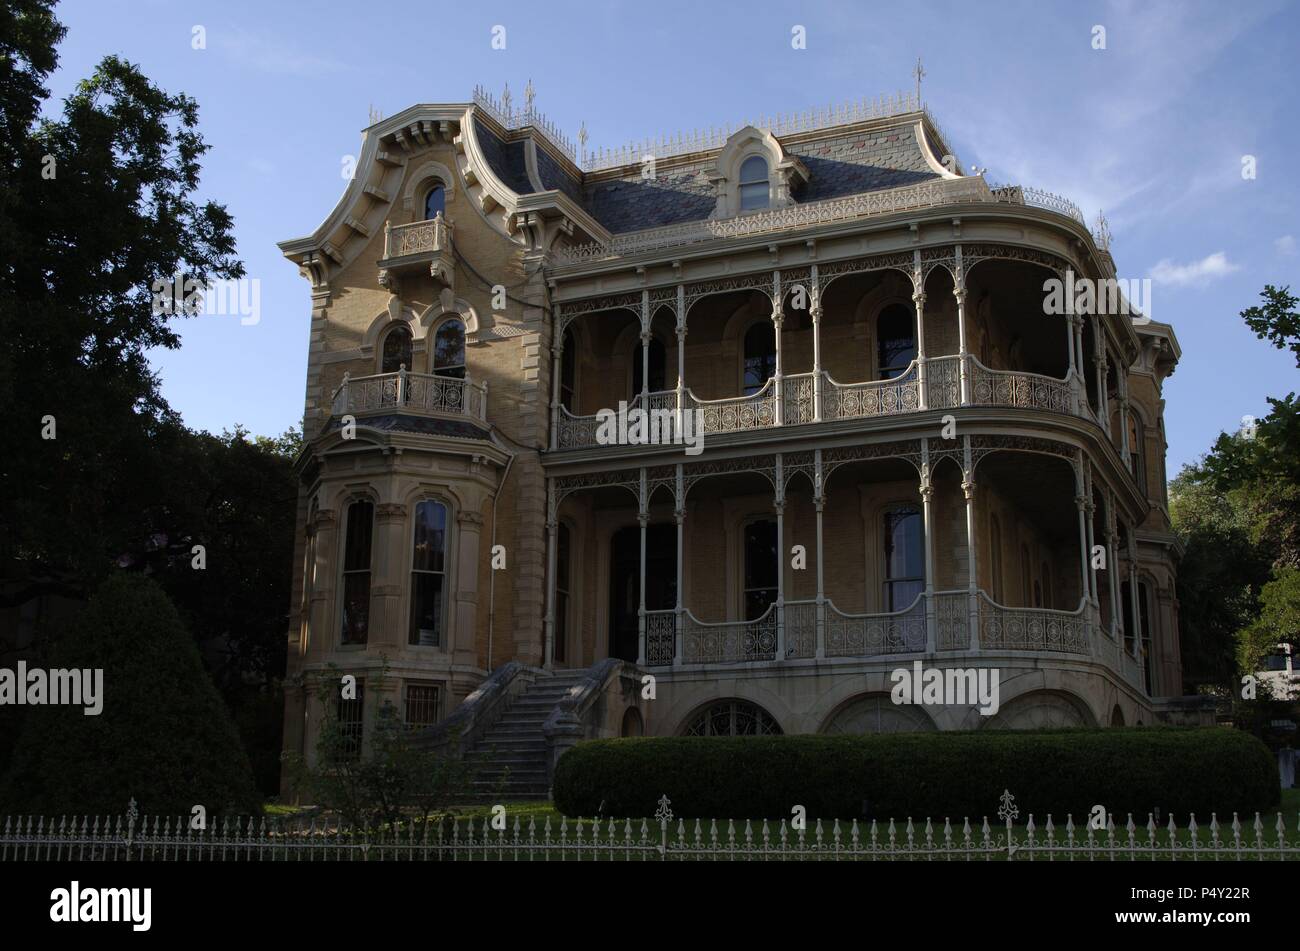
424;182;446;221
432;318;466;378
409;499;448;647
738;156;770;211
883;505;924;611
341;499;374;646
381;324;412;374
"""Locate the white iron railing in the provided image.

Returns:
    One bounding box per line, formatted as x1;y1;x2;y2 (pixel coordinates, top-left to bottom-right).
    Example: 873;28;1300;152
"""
824;365;921;420
968;357;1074;415
783;600;819;659
683;605;778;664
977;593;1089;654
933;590;970;651
383;214;452;259
824;595;928;657
332;370;488;422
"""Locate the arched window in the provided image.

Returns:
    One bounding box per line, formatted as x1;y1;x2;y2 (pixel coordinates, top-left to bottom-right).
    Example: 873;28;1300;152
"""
683;699;782;736
1138;581;1153;694
990;514;1004;604
409;500;448;647
738;156;770;211
381;324;412;374
632;337;666;396
1128;414;1145;493
341;500;374;645
742;322;776;396
877;303;917;380
560;328;576;411
883;505;924;611
424;182;446;220
742;518;778;620
432;318;466;378
555;523;571;664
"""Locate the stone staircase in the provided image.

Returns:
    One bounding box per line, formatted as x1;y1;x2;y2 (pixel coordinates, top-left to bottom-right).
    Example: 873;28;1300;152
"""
466;669;590;801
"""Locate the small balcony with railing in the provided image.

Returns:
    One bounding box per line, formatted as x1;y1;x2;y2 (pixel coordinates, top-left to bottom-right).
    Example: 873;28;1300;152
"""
331;366;488;425
378;213;454;291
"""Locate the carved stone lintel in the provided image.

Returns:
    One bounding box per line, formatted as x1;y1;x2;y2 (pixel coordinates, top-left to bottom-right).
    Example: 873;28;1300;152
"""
376;502;405;522
457;510;485;527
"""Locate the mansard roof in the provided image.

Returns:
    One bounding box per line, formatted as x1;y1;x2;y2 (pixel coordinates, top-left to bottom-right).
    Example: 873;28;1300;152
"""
469;105;951;235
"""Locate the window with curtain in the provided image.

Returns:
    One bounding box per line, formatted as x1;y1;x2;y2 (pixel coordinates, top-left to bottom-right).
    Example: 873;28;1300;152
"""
738;156;770;211
883;506;924;611
632;337;666;396
432;318;465;378
742;322;776;396
340;500;374;645
424;183;445;220
381;324;412;374
876;303;917;379
742;519;778;620
409;500;448;647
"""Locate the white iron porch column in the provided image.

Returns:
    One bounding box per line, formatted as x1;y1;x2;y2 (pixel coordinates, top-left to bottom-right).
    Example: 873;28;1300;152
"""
814;448;826;659
1074;453;1090;610
921;438;937;653
1118;366;1131;467
1127;534;1141;658
675;289;686;423
811;264;823;422
550;309;563;450
962;435;979;651
955;245;970;406
543;479;557;669
772;271;784;426
774;454;786;660
674;463;685;667
1066;313;1081;415
1106;496;1122;639
1074;313;1087;417
913;252;928;411
634;465;644;659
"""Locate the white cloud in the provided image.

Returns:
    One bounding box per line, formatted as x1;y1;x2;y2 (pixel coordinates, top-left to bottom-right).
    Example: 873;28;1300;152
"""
1276;235;1297;256
1147;252;1240;287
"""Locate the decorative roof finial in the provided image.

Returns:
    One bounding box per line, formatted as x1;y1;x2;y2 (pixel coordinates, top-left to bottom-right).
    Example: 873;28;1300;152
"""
578;120;588;158
1094;210;1112;251
913;56;926;104
524;78;536;114
501;82;513;120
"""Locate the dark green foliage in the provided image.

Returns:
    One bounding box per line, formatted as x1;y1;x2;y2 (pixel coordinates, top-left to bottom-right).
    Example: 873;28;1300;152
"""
553;729;1279;821
1;574;261;816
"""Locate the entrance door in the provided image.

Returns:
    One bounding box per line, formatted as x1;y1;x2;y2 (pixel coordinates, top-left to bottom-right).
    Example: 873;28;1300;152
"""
609;524;676;662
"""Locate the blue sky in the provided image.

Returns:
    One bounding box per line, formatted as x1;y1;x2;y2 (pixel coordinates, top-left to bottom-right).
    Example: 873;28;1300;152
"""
48;0;1300;475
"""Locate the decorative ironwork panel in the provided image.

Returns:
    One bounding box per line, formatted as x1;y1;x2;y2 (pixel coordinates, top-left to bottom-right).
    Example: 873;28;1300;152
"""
784;601;817;659
782;373;817;426
645;611;676;667
824;366;920;420
934;590;969;651
924;356;962;410
824;598;926;657
977;593;1089;653
683;608;777;664
968;358;1073;416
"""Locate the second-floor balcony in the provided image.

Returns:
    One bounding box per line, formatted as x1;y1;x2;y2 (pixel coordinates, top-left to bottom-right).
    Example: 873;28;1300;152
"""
378;214;454;291
332;368;488;424
555;354;1087;449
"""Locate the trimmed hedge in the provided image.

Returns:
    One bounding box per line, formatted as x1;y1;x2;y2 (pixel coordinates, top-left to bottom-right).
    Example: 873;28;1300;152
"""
553;728;1278;820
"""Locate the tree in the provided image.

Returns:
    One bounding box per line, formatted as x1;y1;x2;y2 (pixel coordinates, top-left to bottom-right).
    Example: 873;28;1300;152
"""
1241;284;1300;368
0;0;243;610
1238;568;1300;675
1;574;261;816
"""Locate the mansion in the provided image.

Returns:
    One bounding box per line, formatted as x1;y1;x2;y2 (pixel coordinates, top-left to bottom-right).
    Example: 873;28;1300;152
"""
278;86;1202;797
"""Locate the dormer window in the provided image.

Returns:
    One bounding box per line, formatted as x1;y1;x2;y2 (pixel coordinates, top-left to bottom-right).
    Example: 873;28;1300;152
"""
424;183;446;221
738;156;770;211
